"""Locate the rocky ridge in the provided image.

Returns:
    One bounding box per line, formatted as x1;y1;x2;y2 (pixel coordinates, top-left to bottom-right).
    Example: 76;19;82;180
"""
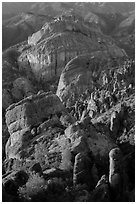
3;56;135;201
2;3;135;202
18;15;126;84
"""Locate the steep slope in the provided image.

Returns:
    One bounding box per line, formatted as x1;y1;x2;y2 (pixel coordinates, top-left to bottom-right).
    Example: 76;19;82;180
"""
56;51;128;107
19;15;126;84
3;58;135;202
2;2;135;54
2;3;135;201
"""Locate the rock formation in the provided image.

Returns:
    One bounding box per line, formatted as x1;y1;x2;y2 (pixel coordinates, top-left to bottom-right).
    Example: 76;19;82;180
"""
19;16;126;84
5;92;66;159
56;51;126;107
73;152;94;188
2;2;135;202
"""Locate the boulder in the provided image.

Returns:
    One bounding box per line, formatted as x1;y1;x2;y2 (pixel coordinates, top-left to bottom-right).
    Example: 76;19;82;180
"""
65;123;89;154
73;152;94;189
109;148;127;201
59;139;72;171
56;51;126;107
65;122;116;165
5;93;66;159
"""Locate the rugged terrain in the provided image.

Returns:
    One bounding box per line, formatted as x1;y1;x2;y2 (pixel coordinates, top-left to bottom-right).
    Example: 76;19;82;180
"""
2;2;135;202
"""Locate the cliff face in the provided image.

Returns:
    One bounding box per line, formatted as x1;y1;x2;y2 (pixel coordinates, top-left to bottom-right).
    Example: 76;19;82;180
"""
5;93;66;159
3;2;135;56
2;3;135;202
18;16;126;84
56;51;127;107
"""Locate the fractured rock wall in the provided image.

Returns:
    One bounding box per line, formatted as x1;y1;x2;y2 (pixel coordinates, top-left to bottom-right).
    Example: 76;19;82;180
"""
56;51;126;106
19;16;126;83
5;92;65;159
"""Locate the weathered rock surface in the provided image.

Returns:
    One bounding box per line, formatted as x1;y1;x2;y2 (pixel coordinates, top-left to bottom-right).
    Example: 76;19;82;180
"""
19;16;126;83
73;152;94;189
65;122;116;167
5;92;66;159
2;4;135;202
56;51;126;107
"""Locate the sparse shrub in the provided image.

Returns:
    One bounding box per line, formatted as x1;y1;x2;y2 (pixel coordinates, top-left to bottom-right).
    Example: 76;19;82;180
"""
18;172;68;202
18;172;47;201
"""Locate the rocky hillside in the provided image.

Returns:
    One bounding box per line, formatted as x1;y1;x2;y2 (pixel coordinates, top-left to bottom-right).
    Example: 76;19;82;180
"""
2;2;135;202
2;56;135;201
56;51;127;107
3;2;135;56
18;15;126;84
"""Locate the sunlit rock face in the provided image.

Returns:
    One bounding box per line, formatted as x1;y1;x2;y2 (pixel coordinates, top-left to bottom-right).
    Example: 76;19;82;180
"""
56;50;126;107
19;15;125;83
5;92;66;159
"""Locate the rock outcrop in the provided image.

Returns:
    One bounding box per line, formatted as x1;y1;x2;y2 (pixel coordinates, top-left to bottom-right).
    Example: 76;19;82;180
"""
65;121;116;168
2;3;135;202
19;16;126;83
73;152;94;188
5;92;66;159
56;51;126;107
